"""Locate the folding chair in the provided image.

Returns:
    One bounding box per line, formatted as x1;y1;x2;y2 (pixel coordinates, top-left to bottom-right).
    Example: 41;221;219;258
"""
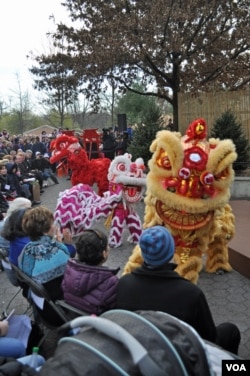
10;263;87;326
0;253;25;319
10;263;88;358
1;255;21;287
55;299;89;318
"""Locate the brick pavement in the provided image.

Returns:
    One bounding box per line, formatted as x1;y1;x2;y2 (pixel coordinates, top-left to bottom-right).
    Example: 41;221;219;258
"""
0;176;249;359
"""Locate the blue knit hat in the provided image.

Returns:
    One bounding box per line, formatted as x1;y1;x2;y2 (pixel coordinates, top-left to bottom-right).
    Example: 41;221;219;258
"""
139;226;175;267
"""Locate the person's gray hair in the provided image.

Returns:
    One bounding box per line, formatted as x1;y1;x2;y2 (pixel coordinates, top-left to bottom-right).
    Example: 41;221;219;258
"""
6;198;32;217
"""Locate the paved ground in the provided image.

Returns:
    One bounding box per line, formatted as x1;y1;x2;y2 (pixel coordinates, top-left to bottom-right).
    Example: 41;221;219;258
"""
0;176;249;359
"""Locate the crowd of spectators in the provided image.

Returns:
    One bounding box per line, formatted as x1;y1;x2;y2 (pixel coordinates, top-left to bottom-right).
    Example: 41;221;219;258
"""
0;123;132;203
0;129;58;155
0;130;60;215
100;126;133;160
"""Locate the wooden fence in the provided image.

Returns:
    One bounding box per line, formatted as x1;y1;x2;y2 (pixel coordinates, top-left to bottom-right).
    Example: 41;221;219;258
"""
178;90;250;146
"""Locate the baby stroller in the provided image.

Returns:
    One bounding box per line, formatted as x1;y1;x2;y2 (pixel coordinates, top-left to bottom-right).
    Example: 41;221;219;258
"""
38;309;243;376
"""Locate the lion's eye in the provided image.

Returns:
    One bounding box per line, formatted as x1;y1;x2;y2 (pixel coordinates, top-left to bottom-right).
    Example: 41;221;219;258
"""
116;163;126;172
179;167;190;179
157;150;171;169
189;152;201;163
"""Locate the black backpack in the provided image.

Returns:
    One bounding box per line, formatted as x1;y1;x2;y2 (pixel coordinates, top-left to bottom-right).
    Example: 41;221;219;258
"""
38;309;238;376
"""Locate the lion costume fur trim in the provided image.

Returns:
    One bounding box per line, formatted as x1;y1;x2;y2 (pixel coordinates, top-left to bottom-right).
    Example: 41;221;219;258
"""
123;120;237;284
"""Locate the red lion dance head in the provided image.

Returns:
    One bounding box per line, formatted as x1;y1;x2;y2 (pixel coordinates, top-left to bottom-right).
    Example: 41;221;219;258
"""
50;134;111;196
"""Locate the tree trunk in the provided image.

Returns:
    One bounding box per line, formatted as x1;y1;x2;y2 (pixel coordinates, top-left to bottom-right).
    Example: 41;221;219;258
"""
172;91;179;132
171;59;180;132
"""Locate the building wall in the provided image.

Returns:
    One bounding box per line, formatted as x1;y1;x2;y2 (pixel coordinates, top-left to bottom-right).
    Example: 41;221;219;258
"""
178;90;250;146
23;125;58;138
231;177;250;199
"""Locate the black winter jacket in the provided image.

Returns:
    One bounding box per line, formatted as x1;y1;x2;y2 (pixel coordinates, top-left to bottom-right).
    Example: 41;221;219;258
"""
116;263;217;342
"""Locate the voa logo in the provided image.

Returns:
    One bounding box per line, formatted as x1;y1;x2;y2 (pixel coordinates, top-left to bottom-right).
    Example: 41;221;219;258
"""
226;364;246;371
222;360;250;375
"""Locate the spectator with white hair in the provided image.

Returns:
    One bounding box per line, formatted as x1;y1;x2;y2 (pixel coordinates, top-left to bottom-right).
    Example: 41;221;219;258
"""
0;198;32;253
0;198;32;284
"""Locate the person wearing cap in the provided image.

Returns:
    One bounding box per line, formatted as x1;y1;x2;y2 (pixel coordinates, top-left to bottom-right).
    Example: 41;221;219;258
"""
31;152;59;186
116;226;241;355
30;152;45;175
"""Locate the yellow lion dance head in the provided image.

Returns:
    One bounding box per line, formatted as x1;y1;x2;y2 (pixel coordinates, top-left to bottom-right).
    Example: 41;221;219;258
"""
123;118;237;283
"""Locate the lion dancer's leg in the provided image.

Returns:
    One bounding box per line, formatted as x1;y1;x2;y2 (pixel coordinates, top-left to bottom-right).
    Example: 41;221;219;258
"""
108;205;128;248
126;209;142;244
205;205;234;274
205;237;232;273
173;234;204;284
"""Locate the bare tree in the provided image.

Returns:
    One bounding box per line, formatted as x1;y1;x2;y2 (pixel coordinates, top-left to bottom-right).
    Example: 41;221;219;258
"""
68;95;92;129
10;74;33;135
30;0;250;130
0;99;9;117
28;34;81;128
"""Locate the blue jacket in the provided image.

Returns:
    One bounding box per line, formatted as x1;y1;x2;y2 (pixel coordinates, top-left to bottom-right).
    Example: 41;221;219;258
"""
9;236;30;266
62;259;119;315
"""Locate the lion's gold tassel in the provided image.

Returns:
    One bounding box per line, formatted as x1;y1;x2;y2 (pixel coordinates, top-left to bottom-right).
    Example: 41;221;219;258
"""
104;210;114;229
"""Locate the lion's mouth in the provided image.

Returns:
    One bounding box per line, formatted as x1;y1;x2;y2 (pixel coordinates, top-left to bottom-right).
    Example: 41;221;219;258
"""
156;200;213;230
123;185;143;203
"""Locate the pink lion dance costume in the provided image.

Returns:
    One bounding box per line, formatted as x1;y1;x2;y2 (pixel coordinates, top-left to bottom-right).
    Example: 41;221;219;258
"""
107;153;146;247
54;153;146;248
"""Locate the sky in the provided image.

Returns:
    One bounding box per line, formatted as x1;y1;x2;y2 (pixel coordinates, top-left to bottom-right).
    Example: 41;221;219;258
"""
0;0;68;106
